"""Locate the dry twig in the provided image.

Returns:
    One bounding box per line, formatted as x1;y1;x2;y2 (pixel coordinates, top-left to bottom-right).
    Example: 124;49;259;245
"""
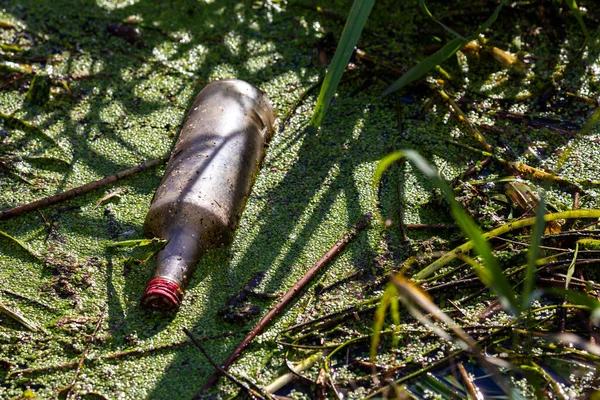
196;213;372;396
0;157;166;220
184;328;269;400
62;307;107;399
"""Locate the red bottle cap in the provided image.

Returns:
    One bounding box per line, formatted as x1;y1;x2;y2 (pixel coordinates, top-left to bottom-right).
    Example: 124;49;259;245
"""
141;278;184;311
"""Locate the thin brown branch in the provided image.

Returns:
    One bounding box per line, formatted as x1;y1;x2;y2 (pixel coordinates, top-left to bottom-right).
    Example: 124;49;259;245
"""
0;157;166;220
63;307;107;400
0;73;26;90
462;157;492;181
183;328;268;400
195;213;372;396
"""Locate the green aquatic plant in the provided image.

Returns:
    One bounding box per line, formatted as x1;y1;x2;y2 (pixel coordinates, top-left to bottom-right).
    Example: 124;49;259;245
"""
373;150;600;397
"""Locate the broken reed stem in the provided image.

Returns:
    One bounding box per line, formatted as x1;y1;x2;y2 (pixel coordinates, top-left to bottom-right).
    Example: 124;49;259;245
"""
64;308;107;400
264;351;322;393
0;157;166;220
0;301;43;333
196;213;372;396
458;362;483;400
462;156;492;180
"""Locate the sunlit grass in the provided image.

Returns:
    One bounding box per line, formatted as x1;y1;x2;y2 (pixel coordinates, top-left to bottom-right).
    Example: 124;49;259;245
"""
373;150;600;397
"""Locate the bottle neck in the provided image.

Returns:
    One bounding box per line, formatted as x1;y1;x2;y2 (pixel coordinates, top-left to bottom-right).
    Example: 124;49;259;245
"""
141;230;202;311
156;228;202;286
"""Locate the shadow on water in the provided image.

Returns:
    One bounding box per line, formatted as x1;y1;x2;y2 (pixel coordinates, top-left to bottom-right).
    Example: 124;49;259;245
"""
2;0;598;398
0;0;374;397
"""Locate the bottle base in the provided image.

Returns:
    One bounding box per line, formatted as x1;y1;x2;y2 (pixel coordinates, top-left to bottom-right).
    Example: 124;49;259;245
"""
141;278;184;311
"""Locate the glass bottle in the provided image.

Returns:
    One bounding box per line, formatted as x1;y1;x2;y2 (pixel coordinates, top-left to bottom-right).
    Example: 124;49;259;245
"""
141;79;275;311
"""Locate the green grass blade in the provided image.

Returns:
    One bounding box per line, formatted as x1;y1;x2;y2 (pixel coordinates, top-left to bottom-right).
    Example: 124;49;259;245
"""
374;150;520;315
382;0;507;97
565;0;590;42
414;209;600;280
381;37;467;97
418;0;463;39
391;275;516;395
548;288;600;325
458;254;492;288
389;290;400;347
106;238;166;248
522;197;545;310
470;0;507;38
107;238;167;266
373;152;406;223
309;0;375;130
565;242;580;290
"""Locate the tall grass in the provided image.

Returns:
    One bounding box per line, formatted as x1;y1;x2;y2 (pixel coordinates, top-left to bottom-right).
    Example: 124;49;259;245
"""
374;151;519;315
306;0;596;396
309;0;374;131
373;151;600;396
309;0;590;128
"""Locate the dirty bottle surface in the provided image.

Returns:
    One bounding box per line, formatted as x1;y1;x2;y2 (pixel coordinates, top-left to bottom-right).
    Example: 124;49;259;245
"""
141;79;275;311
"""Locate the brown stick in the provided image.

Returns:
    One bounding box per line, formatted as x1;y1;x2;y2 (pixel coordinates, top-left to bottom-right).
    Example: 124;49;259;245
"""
0;157;166;220
63;307;107;400
183;328;268;400
458;362;482;400
195;213;372;397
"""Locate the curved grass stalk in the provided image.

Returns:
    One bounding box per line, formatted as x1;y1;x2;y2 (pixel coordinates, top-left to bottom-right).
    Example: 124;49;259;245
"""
413;209;600;281
520;362;568;400
0;301;43;333
370;284;398;361
418;0;464;39
0;229;41;260
324;336;368;399
374;150;519;315
522;198;545;310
